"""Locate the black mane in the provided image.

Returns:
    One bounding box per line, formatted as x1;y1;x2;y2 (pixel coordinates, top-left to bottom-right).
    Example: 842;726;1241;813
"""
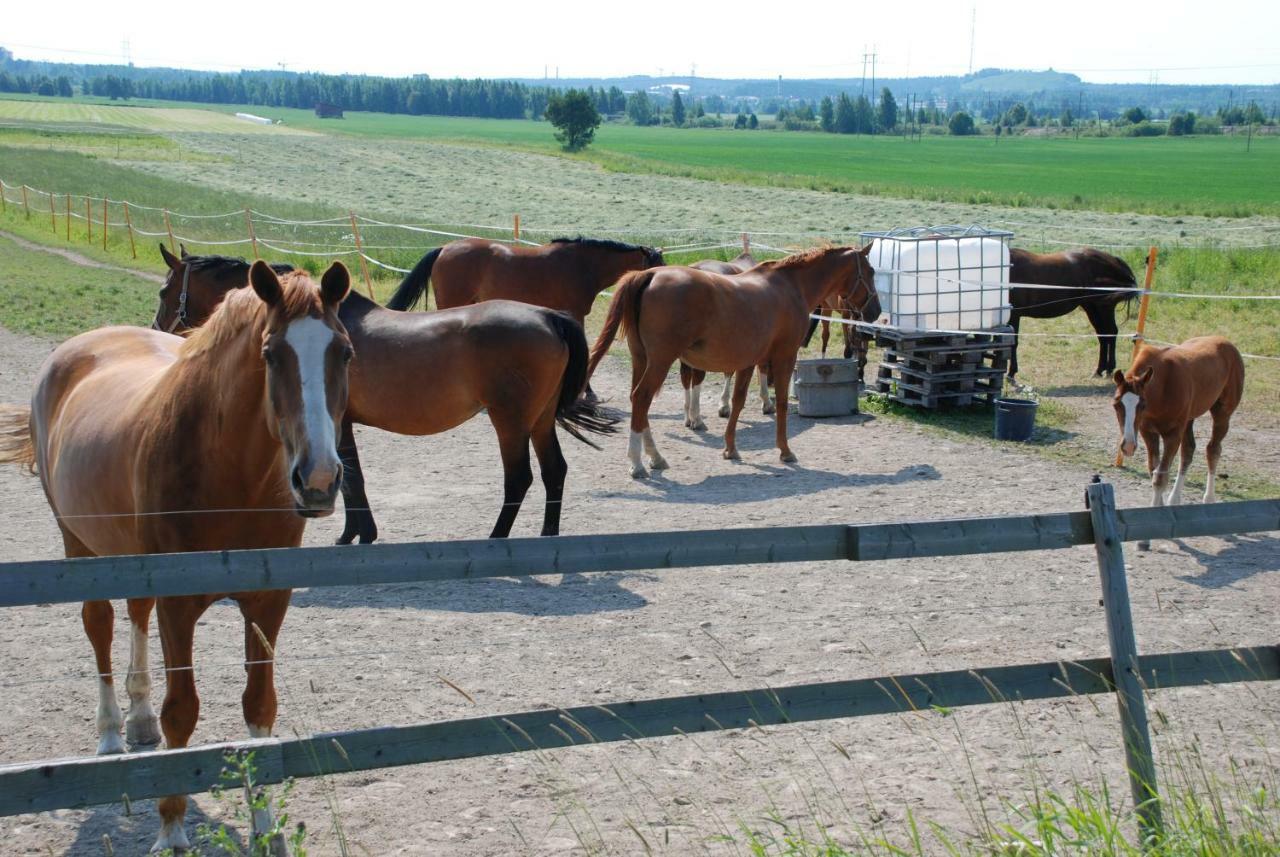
185;253;295;277
549;236;663;267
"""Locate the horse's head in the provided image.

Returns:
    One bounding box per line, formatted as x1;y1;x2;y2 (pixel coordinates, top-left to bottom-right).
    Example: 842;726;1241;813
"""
154;245;296;334
251;261;354;517
1112;364;1154;457
642;245;666;268
835;244;881;323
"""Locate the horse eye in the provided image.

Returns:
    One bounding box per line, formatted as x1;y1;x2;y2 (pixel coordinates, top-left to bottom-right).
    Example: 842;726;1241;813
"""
342;346;355;363
262;348;275;366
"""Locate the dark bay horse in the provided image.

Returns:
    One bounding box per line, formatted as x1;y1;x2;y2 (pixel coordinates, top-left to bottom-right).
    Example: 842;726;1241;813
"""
0;263;353;852
1113;336;1244;510
1009;247;1140;378
586;245;880;477
387;236;664;321
153;246;615;545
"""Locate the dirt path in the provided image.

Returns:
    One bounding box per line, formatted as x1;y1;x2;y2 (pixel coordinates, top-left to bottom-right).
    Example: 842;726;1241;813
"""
0;230;165;284
0;315;1275;855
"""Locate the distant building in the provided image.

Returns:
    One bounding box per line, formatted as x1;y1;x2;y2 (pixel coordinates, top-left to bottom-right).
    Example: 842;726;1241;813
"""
314;102;344;119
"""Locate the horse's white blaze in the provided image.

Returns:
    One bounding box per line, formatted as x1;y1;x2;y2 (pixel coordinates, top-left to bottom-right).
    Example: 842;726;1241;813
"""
95;676;125;755
151;818;190;853
1120;392;1140;450
284;317;340;491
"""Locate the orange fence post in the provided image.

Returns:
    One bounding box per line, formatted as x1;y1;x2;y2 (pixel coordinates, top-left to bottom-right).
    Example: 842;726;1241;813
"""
348;211;376;300
21;185;30;219
102;198;109;251
123;202;137;259
85;197;92;244
163;209;176;253
244;208;260;259
1114;246;1158;467
513;213;520;243
741;232;750;254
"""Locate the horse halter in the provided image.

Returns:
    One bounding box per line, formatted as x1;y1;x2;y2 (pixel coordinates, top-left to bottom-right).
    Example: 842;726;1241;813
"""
844;259;878;320
158;264;192;333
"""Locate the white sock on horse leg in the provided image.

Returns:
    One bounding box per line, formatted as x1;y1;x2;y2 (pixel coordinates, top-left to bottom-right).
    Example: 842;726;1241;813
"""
720;376;733;412
125;620;159;745
1169;466;1189;505
642;428;668;469
1204;465;1218;503
689;384;703;428
758;371;773;408
95;676;125;755
1151;469;1167;507
628;430;645;477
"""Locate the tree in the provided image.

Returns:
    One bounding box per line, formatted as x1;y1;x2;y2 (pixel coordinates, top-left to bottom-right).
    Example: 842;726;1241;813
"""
917;106;928;125
671;90;685;126
835;92;856;133
544;89;600;151
853;95;874;134
693;101;705;119
878;87;898;131
734;112;747;129
795;102;815;122
1123;106;1147;124
626;91;654;125
1005;102;1028;125
748;112;758;129
819;96;835;132
948;111;976;135
56;76;73;98
1060;106;1074;127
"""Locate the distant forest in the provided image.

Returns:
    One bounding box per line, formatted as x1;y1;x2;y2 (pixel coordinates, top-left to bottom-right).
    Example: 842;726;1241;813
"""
2;47;1277;125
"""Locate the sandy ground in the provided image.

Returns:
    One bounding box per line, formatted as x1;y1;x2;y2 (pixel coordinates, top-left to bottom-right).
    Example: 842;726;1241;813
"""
0;316;1276;856
134;133;1280;249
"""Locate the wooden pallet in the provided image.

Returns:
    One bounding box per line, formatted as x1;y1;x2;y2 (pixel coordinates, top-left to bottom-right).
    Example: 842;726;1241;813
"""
857;324;1014;409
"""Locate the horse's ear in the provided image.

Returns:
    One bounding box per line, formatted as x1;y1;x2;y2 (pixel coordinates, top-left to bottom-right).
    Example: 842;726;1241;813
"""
1136;366;1154;388
179;243;190;259
1112;369;1126;388
320;262;351;307
160;244;180;271
858;243;872;256
249;260;283;306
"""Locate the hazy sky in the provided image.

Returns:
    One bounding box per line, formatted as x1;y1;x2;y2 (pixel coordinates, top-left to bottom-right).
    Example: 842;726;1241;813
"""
5;0;1279;85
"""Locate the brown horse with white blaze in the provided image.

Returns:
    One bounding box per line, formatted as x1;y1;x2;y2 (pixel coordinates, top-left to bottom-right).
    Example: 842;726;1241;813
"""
586;245;879;477
1113;336;1244;509
0;263;353;853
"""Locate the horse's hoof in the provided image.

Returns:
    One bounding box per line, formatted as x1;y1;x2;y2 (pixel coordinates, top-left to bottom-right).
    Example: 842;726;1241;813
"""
722;448;740;461
630;466;649;480
335;531;356;546
1137;540;1151;552
150;821;191;854
649;455;669;471
780;451;798;464
127;716;162;748
97;732;126;756
690;419;706;431
762;402;776;415
718;405;731;418
358;530;378;545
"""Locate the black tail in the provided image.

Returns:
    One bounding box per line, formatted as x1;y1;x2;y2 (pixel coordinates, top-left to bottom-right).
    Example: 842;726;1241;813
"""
802;311;821;348
546;311;619;448
385;247;441;311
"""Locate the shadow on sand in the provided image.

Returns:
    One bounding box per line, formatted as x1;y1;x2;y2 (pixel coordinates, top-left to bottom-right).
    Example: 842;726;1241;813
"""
1170;533;1280;589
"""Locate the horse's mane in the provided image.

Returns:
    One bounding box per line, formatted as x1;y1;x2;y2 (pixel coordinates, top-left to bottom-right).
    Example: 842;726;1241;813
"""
549;236;662;264
184;253;296;277
755;244;845;271
180;271;321;359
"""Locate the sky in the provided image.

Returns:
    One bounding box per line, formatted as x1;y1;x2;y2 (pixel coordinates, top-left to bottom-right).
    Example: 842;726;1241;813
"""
4;0;1279;86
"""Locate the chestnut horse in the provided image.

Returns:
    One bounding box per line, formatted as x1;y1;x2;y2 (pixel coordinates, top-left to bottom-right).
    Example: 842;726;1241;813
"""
153;247;615;545
1113;336;1244;510
586;245;880;477
681;252;774;427
1009;247;1140;378
0;263;353;853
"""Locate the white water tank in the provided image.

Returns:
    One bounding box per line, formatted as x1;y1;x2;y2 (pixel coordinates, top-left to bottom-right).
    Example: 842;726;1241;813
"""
860;226;1012;331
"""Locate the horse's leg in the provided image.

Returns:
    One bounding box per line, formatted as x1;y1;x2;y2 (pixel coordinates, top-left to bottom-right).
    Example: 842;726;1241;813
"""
1204;404;1233;503
335;418;377;546
1007;312;1021;379
718;373;734;418
82;599;125;755
1136;427;1162;551
153;596;212;854
629;359;671;478
682;365;707;431
1152;428;1182;507
1083;303;1118;377
531;405;568;536
722;368;754;460
842;310;855;361
1168;422;1196;505
236;590;292;855
489;418;534;537
124;597;161;747
772;356;799;463
679;362;693;428
820;318;831;356
758;366;775;415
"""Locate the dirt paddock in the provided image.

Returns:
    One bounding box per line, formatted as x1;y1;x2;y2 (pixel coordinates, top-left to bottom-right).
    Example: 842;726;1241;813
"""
0;324;1276;856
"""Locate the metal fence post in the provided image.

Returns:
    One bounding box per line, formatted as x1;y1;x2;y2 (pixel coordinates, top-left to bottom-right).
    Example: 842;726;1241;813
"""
1086;477;1163;843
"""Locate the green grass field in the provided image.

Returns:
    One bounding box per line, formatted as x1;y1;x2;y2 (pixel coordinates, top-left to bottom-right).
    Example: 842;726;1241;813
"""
3;95;1279;217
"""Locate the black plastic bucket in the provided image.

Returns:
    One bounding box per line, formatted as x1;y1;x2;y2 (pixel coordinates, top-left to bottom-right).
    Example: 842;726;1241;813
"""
993;398;1038;441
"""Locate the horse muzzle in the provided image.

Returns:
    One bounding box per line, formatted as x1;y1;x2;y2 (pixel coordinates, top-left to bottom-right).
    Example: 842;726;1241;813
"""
290;460;342;517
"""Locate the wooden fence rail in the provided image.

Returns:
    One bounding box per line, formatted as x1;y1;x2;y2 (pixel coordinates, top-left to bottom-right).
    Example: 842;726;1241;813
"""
3;499;1278;608
0;486;1277;834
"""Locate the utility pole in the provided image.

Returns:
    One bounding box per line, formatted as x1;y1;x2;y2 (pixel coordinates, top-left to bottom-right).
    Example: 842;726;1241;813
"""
861;49;869;96
968;5;976;75
871;48;877;104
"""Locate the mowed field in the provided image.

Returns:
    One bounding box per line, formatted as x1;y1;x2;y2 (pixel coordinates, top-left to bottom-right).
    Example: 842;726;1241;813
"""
0;95;313;135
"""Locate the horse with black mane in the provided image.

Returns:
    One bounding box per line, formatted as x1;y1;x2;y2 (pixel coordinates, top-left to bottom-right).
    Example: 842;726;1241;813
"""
153;246;615;545
1008;247;1140;379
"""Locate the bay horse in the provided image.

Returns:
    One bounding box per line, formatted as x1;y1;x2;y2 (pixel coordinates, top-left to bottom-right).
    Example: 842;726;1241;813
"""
386;236;663;400
1009;247;1140;378
1113;336;1244;510
586;245;880;477
681;252;774;427
153;246;614;546
0;263;353;853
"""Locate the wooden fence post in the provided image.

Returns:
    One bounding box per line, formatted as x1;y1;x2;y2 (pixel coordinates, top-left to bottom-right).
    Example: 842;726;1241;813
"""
0;179;6;213
123;202;137;259
65;194;71;242
513;213;520;243
243;208;259;259
741;232;750;254
348;211;376;300
21;185;30;219
1115;247;1158;466
85;197;92;244
163;209;176;253
102;198;109;251
48;192;57;234
1086;478;1163;843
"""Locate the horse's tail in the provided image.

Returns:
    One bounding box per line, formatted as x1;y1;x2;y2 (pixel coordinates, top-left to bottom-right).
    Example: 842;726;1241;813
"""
546;312;619;448
802;309;821;348
384;247;441;311
0;405;36;474
586;270;654;382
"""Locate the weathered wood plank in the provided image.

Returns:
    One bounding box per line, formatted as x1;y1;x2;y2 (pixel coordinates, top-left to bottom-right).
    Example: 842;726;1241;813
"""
1;501;1277;607
2;646;1274;817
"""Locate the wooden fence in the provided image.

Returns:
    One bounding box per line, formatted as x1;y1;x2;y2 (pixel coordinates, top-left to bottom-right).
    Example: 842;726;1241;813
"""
1;481;1278;838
